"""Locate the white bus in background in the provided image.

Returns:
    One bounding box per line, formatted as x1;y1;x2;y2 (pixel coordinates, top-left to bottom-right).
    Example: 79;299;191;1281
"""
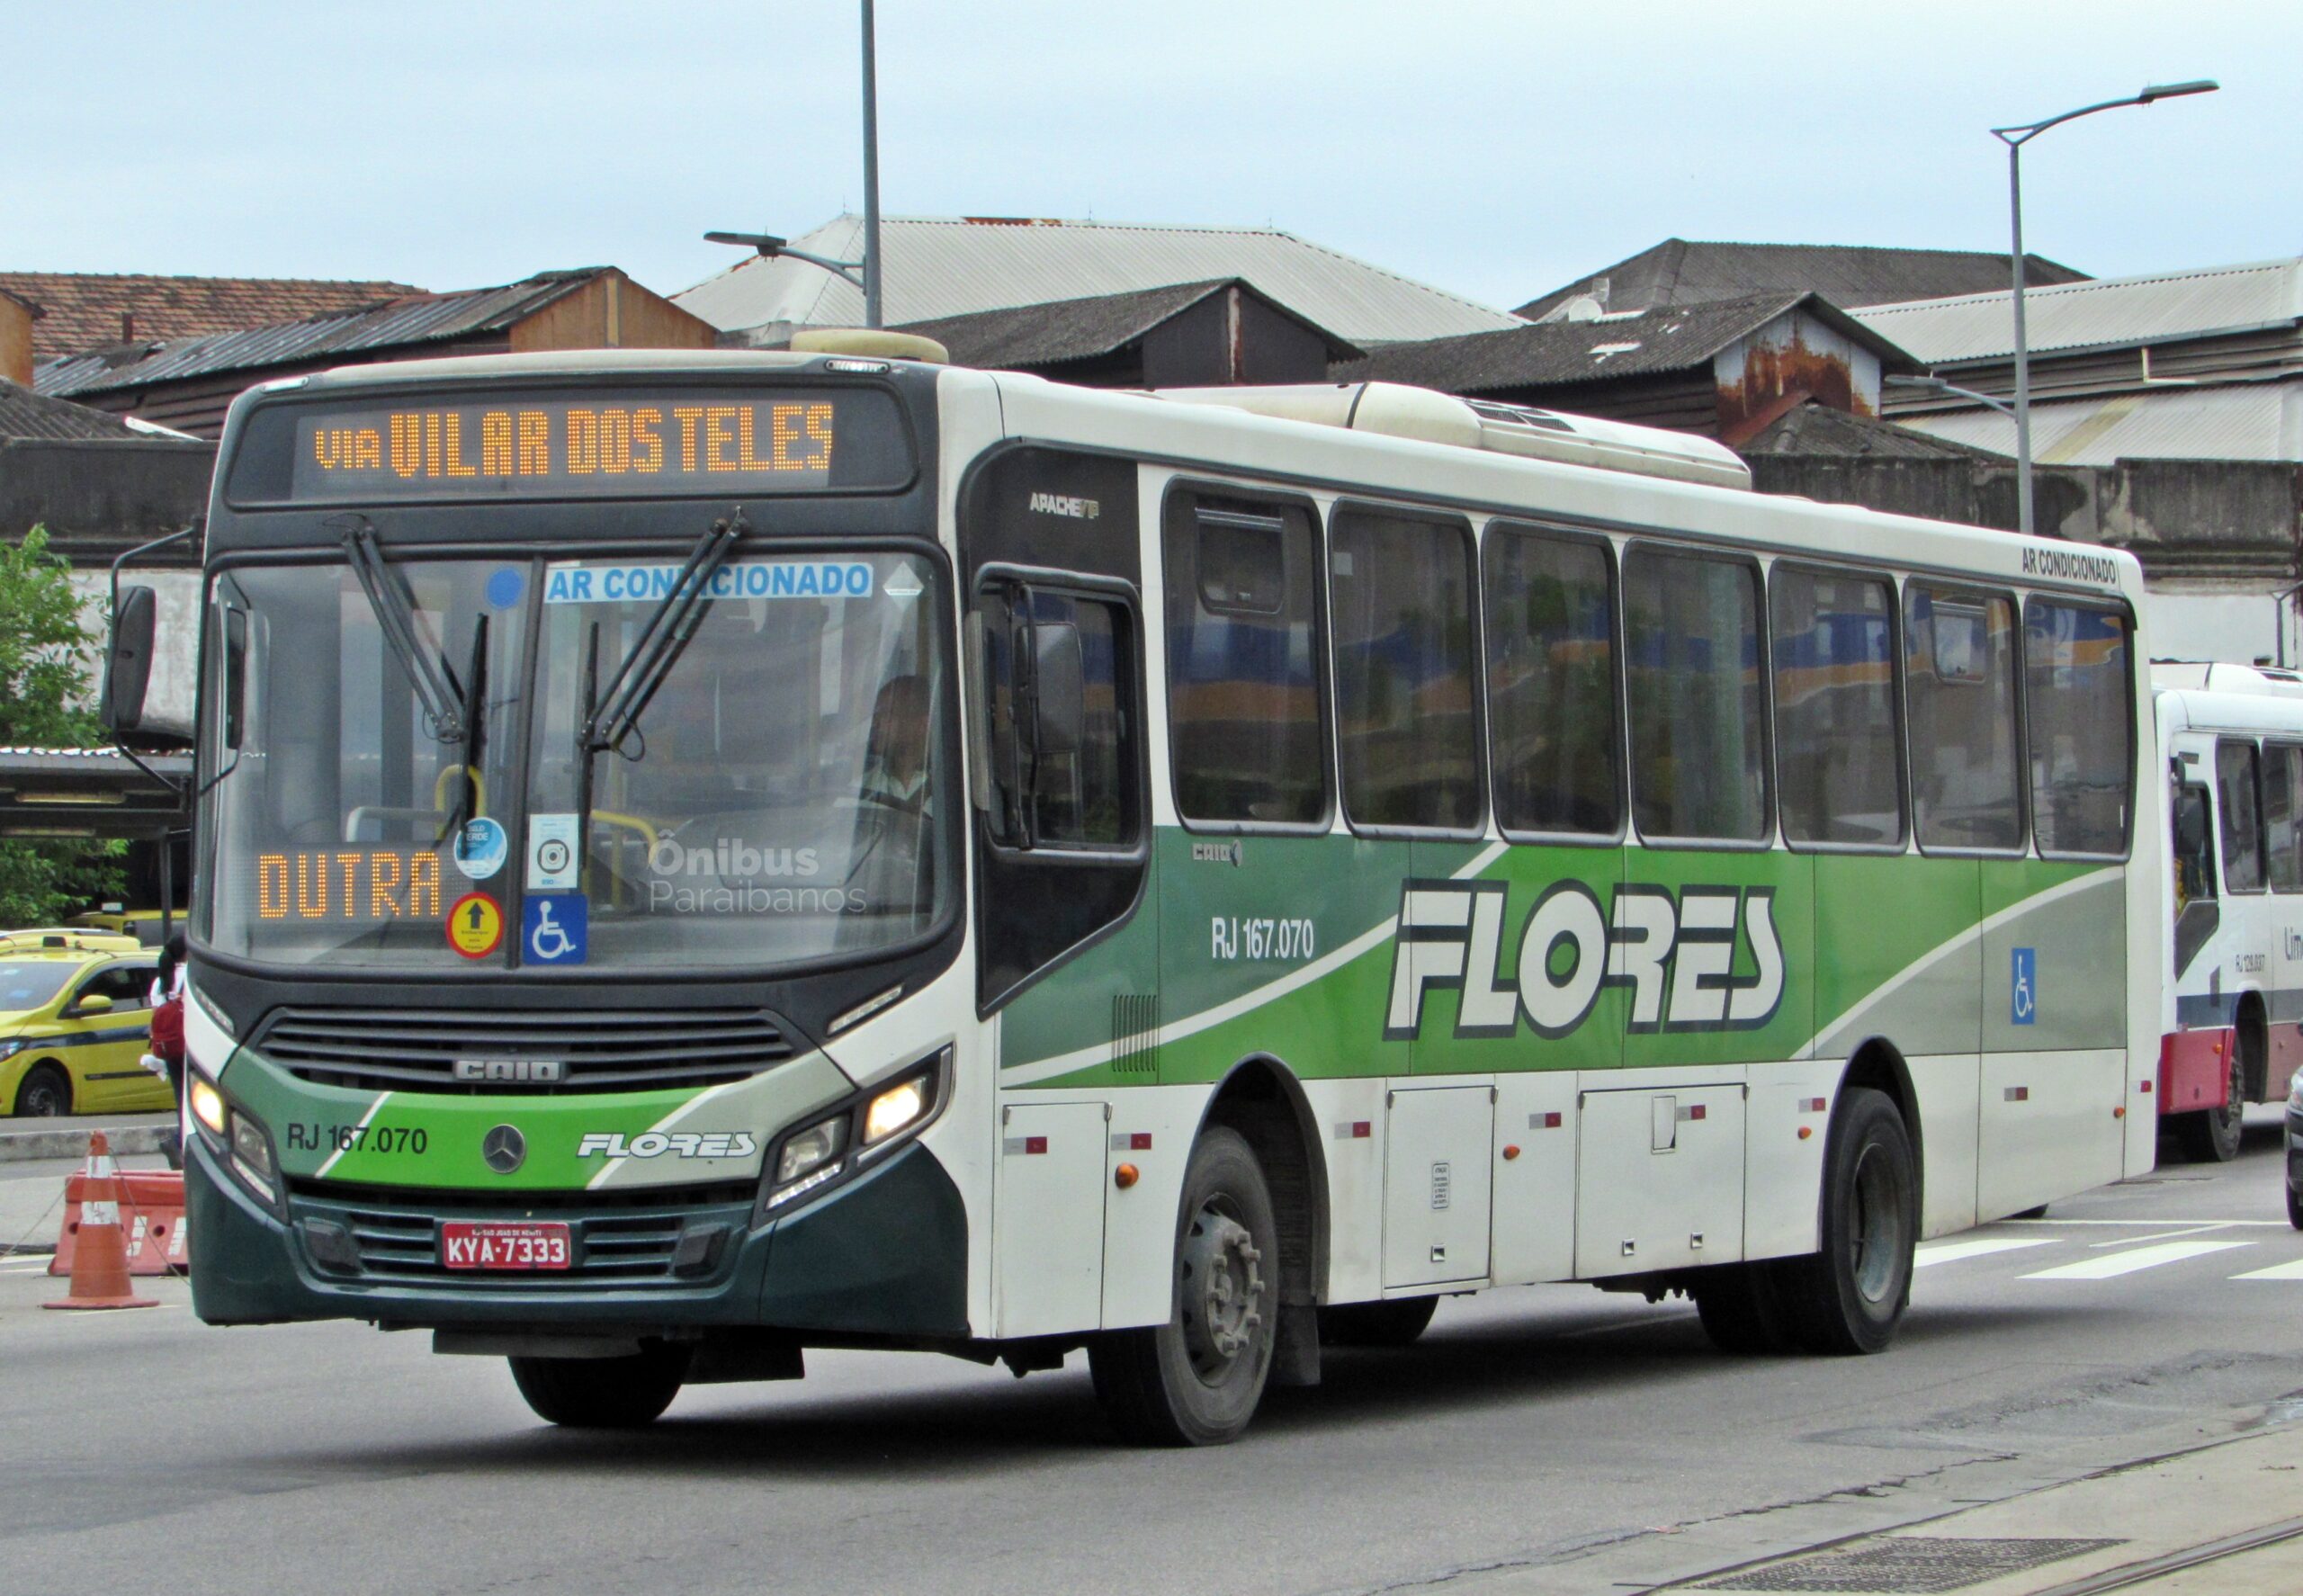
2154;662;2303;1161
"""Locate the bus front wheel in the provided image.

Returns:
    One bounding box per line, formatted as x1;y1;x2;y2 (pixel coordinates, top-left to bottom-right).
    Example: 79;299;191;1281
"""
509;1343;691;1429
1772;1088;1917;1356
1089;1126;1277;1446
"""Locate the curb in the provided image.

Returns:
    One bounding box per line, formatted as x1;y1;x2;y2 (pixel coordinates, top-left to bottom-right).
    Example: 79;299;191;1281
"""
0;1125;172;1163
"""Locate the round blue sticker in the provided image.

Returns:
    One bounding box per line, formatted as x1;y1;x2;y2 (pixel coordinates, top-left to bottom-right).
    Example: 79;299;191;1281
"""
453;816;508;881
486;567;525;610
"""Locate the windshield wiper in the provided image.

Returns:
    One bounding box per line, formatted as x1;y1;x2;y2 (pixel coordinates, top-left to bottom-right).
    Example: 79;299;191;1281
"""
437;614;488;846
571;511;748;880
336;516;466;745
578;511;748;760
334;515;487;846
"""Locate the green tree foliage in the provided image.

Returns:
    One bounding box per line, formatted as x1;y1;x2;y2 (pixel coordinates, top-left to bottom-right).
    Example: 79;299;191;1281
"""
0;528;126;927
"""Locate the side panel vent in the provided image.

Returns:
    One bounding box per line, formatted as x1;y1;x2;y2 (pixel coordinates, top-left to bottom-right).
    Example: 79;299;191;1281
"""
1112;995;1160;1074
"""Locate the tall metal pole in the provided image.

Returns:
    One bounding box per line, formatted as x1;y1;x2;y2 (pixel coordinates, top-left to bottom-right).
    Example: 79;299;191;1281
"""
861;0;883;329
1989;80;2217;539
2006;141;2034;536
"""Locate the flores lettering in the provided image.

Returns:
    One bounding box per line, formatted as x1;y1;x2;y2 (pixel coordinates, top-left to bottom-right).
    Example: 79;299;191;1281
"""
1384;878;1784;1041
577;1131;760;1160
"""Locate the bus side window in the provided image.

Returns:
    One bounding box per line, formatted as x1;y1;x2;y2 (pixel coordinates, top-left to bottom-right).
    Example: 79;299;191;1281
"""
981;586;1138;851
2266;743;2303;892
1162;494;1328;828
1330;508;1483;833
1904;586;2023;852
2216;739;2265;892
1624;544;1768;842
1771;566;1904;849
1483;523;1620;838
2022;598;2133;859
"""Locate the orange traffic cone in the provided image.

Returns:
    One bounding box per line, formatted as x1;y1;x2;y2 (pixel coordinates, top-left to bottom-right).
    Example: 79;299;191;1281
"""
44;1132;157;1311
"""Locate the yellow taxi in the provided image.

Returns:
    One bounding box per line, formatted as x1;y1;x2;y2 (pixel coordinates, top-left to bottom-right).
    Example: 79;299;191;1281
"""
67;908;176;948
0;930;168;1117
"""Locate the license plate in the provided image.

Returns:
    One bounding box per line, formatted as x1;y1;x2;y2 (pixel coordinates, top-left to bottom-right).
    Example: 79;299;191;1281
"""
440;1221;571;1271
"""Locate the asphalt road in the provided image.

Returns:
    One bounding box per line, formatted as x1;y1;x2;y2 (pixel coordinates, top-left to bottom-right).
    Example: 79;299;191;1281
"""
3;1112;2299;1596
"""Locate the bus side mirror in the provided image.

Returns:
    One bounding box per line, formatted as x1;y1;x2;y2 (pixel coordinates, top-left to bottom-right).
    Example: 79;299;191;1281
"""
1030;621;1085;758
2176;795;2208;857
100;585;157;734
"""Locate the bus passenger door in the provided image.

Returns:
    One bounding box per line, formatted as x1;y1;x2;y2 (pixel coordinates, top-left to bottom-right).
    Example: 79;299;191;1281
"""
1382;1084;1493;1288
994;1101;1108;1336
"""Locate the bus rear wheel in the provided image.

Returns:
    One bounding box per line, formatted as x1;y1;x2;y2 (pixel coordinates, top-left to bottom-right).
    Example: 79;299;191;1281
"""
1771;1088;1917;1356
1089;1126;1277;1446
509;1343;691;1429
1320;1295;1438;1348
2177;1035;2249;1163
1693;1264;1791;1354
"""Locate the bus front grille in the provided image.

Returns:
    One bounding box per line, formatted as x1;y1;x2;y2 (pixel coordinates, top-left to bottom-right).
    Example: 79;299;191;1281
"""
289;1179;757;1288
255;1007;795;1095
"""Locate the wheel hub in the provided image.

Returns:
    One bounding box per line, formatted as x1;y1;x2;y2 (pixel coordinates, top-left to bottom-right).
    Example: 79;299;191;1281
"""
1179;1206;1265;1375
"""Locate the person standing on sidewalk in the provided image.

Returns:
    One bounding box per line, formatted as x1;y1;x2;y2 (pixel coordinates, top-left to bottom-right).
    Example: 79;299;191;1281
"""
142;932;188;1170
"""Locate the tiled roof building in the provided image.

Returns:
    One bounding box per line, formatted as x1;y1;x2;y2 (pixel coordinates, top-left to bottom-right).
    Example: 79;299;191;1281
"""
0;271;422;361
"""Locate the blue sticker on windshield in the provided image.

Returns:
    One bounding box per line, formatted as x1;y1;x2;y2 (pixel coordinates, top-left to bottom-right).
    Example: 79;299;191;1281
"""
453;817;507;881
524;893;587;965
487;567;526;609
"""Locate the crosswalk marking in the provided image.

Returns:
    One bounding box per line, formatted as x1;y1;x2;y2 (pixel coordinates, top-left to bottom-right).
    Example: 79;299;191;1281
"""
2021;1240;2253;1280
2230;1259;2303;1281
1915;1237;2058;1268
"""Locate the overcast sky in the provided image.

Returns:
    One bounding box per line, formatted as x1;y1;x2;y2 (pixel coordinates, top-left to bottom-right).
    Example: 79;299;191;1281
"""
12;1;2296;315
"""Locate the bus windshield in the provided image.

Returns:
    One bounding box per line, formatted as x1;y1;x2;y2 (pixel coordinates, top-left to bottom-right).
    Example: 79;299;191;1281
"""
202;549;948;973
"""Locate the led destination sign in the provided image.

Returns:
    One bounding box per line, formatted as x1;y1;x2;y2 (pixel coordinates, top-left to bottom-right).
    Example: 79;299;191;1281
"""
276;388;910;501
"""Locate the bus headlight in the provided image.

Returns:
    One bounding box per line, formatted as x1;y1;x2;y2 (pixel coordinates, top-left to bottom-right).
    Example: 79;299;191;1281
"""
229;1111;277;1204
189;1077;226;1135
864;1074;930;1145
774;1116;847;1188
2289;1068;2303;1109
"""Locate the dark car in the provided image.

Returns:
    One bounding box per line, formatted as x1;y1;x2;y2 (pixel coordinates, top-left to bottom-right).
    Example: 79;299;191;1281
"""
2288;1067;2303;1231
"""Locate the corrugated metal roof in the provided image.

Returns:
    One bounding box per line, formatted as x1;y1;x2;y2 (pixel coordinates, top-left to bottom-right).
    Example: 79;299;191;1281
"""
0;378;152;441
1332;292;1913;394
676;215;1521;344
1855;257;2303;365
1516;238;2085;320
34;270;610;400
1896;381;2303;464
895;278;1359;371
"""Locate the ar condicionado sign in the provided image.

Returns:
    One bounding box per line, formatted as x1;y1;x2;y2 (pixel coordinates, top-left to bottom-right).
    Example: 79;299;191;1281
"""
255;850;444;921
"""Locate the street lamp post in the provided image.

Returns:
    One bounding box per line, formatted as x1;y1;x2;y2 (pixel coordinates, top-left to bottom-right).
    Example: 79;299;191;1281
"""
1992;79;2217;536
706;2;887;327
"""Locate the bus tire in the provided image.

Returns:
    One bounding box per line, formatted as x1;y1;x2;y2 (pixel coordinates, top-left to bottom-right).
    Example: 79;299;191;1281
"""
508;1344;690;1429
1693;1264;1790;1354
1774;1088;1917;1357
1089;1126;1277;1447
2173;1059;2247;1156
13;1063;70;1117
2289;1184;2303;1233
1319;1295;1437;1348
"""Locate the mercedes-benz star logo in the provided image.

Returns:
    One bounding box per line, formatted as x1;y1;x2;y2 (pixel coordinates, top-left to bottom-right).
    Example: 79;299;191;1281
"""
482;1124;526;1175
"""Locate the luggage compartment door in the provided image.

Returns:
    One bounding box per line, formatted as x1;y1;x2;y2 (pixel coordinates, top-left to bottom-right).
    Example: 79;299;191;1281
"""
1574;1083;1746;1278
1382;1085;1494;1289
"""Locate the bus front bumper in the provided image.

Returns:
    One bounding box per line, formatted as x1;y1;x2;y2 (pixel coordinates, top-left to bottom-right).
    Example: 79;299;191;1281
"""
184;1133;969;1340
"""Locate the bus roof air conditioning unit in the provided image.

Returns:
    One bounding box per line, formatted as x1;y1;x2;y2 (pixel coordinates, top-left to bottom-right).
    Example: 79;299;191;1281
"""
1153;382;1750;491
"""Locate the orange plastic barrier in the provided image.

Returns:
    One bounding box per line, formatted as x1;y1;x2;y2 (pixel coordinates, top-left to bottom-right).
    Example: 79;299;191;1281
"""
49;1166;187;1278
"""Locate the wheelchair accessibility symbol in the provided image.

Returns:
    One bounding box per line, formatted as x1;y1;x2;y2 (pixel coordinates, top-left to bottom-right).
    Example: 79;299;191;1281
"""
2011;946;2037;1026
524;893;587;965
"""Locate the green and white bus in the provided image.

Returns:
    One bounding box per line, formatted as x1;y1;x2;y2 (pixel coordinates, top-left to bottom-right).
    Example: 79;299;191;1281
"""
112;346;2160;1444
